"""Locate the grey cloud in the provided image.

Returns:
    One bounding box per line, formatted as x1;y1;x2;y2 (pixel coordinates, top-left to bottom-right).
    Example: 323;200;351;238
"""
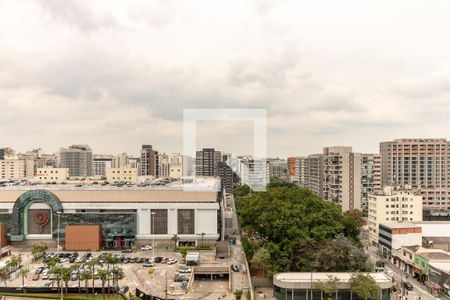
35;0;117;32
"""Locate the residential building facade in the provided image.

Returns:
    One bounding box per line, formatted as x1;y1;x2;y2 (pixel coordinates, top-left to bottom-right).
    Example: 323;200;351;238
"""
380;138;450;213
59;145;93;177
368;186;423;245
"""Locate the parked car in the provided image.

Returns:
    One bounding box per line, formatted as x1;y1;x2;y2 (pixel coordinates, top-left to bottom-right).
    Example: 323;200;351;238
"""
121;249;132;253
35;267;45;274
174;276;189;282
167;258;177;265
32;273;40;281
178;267;192;273
143;262;155;267
141;245;152;251
403;282;413;291
154;257;163;263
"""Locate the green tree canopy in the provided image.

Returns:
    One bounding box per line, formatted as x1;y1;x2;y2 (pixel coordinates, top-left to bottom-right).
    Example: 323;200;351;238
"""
349;273;380;300
236;186;369;275
314;275;340;300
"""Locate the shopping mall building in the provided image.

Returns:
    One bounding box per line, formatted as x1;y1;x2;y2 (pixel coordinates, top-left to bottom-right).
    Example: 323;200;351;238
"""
0;177;222;250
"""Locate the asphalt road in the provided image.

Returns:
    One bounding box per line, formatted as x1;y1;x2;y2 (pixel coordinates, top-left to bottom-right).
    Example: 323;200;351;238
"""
365;244;445;300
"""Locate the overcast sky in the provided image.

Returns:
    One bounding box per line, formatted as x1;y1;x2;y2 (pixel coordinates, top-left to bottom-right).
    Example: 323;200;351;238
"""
1;0;450;157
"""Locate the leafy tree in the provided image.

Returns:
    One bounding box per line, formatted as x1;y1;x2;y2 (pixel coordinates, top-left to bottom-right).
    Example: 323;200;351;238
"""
267;177;296;189
179;246;189;259
344;209;366;228
313;275;340;300
0;266;8;287
236;186;367;274
234;289;243;300
19;268;29;292
232;184;252;198
251;247;271;277
31;244;48;261
316;235;371;272
349;273;380;300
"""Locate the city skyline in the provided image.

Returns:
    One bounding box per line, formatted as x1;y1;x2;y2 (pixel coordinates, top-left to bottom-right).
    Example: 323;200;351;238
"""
2;0;450;156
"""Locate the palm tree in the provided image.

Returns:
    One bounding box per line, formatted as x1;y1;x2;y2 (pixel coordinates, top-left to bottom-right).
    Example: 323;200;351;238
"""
72;263;81;293
105;255;120;293
19;268;29;292
88;258;101;295
61;267;71;294
111;268;123;293
50;265;62;289
98;269;109;300
171;234;178;249
80;271;90;295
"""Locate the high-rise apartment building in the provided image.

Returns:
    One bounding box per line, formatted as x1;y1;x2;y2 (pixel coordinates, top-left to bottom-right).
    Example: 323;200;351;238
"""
196;148;221;176
380;138;450;212
93;154;113;177
361;154;382;211
158;153;170;178
59;145;93;177
322;146;362;211
112;153;129;168
140;145;159;177
307;154;325;198
287;156;309;187
218;161;234;192
268;160;287;179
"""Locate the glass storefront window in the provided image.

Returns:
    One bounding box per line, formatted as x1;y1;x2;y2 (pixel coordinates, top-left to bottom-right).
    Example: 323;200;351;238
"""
294;289;307;300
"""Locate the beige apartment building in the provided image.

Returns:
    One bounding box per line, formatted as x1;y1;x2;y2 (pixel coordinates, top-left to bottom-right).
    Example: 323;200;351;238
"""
380;139;450;213
0;155;31;180
158;153;170;178
368;186;423;245
106;167;138;183
323;147;362;212
36;167;69;183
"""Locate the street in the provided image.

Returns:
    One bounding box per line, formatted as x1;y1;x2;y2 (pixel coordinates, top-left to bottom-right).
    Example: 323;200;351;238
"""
365;243;445;300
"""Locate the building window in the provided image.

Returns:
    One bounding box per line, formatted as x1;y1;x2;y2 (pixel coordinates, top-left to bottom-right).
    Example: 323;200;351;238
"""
178;209;195;234
151;209;168;234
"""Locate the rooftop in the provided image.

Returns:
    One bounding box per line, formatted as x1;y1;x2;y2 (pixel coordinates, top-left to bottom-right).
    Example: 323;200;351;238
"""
274;272;391;284
380;222;421;229
0;176;221;192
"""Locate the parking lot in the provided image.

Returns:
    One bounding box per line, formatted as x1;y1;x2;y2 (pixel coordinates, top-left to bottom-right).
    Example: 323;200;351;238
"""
0;245;245;299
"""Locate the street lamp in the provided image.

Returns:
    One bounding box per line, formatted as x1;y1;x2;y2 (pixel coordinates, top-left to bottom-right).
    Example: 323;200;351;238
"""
56;211;62;253
151;211;156;258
